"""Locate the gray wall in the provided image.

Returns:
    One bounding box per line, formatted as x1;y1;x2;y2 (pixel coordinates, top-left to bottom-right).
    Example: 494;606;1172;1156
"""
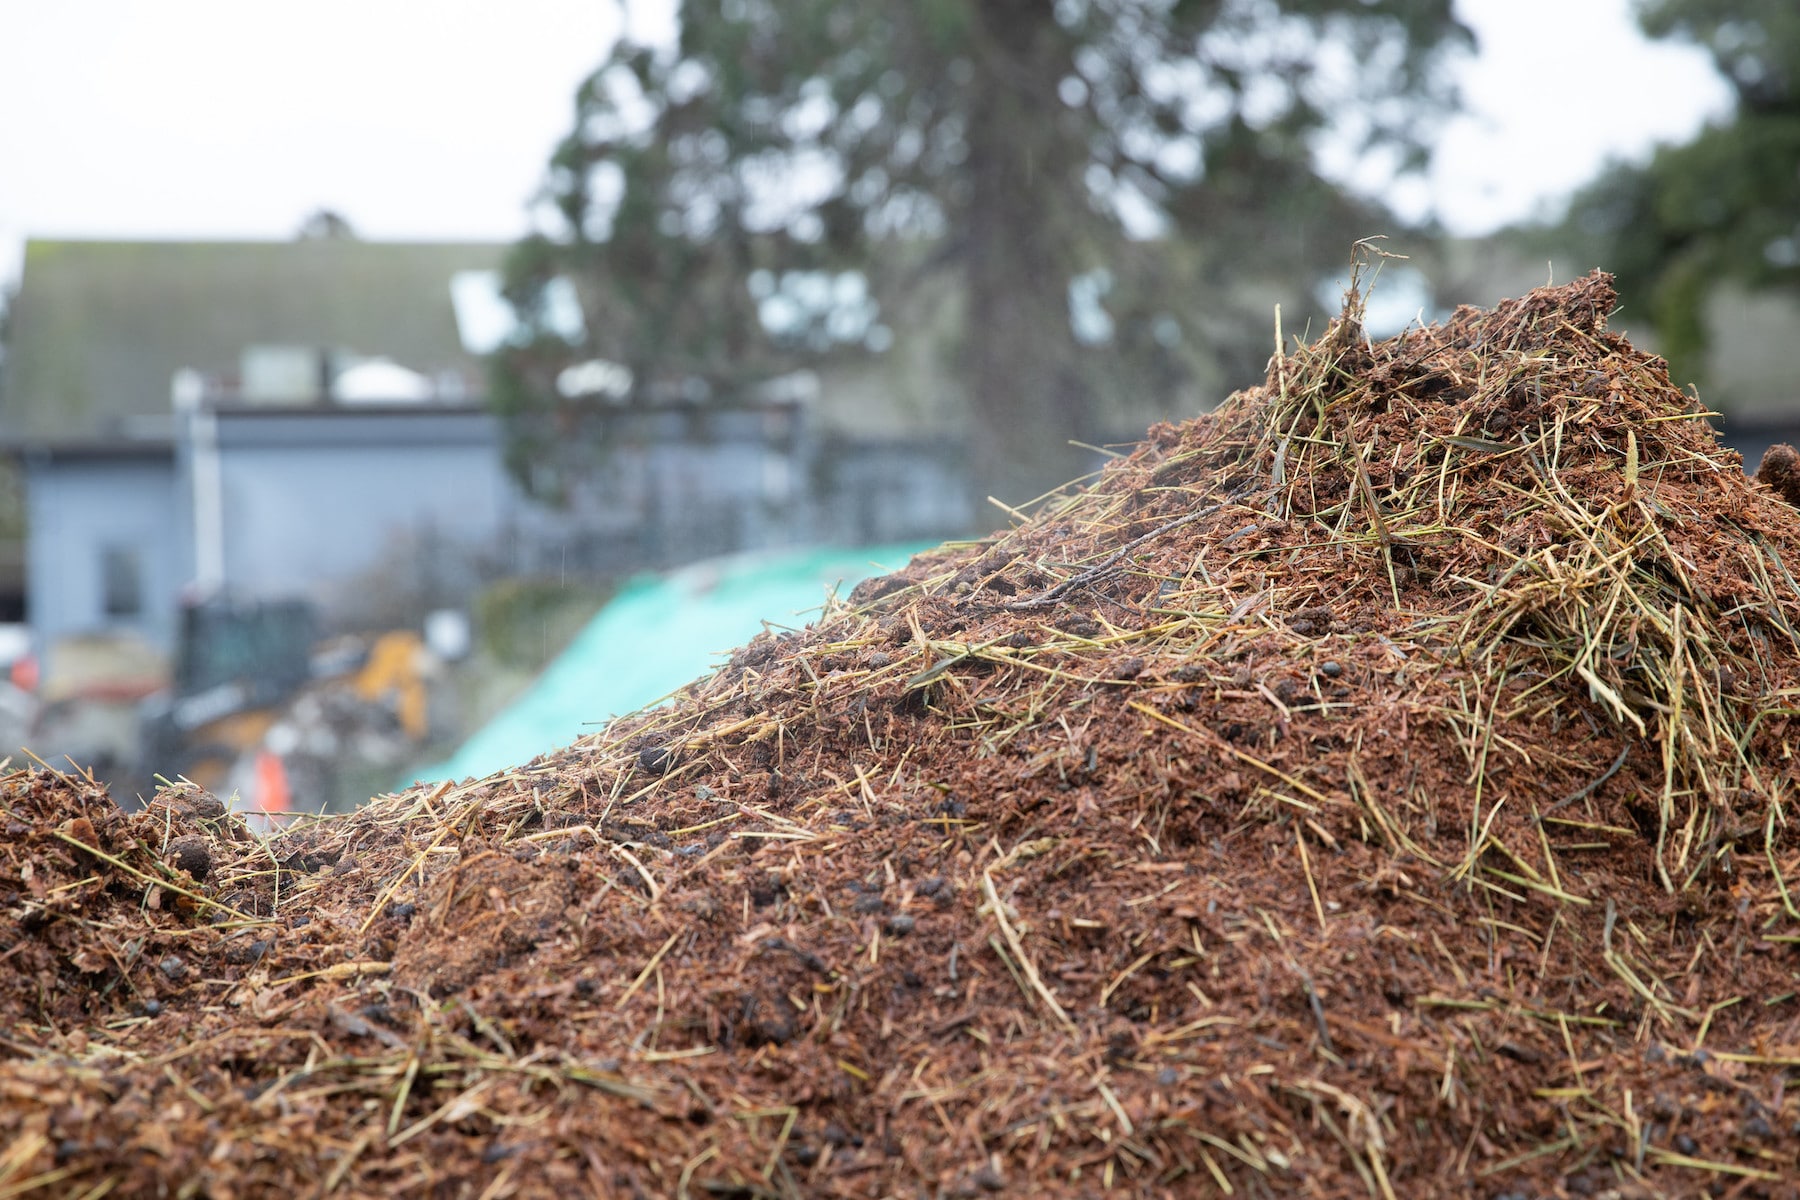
500;408;969;577
209;410;510;613
25;452;182;658
812;437;970;545
22;403;975;671
541;414;805;569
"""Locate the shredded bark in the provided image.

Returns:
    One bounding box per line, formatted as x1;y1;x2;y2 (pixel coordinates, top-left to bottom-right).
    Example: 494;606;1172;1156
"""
5;269;1800;1198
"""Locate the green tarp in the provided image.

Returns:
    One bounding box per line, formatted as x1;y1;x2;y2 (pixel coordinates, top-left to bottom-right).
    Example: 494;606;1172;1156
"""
412;543;929;784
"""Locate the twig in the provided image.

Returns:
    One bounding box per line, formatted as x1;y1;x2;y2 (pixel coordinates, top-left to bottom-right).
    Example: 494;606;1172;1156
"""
1542;745;1629;816
616;930;682;1010
48;831;262;924
994;500;1231;610
981;870;1076;1035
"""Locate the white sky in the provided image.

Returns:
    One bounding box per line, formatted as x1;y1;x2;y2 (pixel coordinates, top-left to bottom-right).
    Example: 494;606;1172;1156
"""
1421;0;1733;231
0;0;1735;291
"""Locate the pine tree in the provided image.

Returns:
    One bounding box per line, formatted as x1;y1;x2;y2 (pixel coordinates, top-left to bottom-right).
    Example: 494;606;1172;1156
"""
497;0;1468;506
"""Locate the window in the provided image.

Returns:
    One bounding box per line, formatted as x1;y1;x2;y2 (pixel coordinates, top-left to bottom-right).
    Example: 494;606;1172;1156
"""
100;544;142;618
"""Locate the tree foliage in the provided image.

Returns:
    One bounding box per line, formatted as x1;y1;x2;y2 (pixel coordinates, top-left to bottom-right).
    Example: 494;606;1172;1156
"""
1558;1;1798;383
497;0;1468;505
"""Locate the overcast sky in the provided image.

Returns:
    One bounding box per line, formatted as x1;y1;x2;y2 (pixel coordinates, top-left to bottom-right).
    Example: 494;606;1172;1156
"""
0;0;1734;290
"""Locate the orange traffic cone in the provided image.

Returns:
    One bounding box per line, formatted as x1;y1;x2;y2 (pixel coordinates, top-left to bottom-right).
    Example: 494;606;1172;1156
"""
255;749;292;817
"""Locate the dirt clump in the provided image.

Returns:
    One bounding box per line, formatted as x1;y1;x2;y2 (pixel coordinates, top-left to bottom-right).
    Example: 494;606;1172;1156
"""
1757;442;1800;509
6;269;1800;1197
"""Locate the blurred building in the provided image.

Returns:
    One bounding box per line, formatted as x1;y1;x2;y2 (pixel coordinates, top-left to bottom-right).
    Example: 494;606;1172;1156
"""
0;237;504;677
0;235;970;694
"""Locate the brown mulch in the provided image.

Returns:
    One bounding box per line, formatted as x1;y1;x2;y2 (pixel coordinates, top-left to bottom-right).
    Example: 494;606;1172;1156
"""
6;269;1800;1199
1755;443;1800;510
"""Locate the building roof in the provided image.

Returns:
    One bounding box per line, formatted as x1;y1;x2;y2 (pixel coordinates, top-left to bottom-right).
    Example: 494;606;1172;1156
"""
0;237;507;446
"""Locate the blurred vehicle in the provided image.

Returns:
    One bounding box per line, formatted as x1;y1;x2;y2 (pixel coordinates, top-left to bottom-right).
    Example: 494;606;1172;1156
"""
134;597;440;816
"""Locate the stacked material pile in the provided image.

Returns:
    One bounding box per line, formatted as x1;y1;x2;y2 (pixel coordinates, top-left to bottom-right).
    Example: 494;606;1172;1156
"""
5;271;1800;1197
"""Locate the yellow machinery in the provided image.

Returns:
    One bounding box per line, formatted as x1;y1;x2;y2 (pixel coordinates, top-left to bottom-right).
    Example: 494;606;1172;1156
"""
138;601;434;813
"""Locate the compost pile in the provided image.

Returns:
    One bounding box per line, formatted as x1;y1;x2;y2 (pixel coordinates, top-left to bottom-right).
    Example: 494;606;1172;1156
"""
9;271;1800;1199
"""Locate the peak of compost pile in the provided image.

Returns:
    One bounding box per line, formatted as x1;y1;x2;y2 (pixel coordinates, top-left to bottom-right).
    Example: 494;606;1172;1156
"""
8;271;1800;1198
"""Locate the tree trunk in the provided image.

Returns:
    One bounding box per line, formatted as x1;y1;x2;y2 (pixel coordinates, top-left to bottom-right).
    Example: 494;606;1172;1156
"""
959;4;1091;512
